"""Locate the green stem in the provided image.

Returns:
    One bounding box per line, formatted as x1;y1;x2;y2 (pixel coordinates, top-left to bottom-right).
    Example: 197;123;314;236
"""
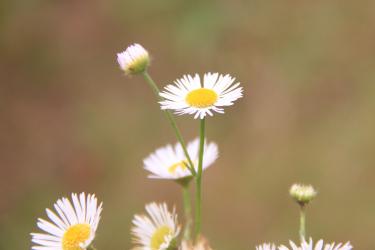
299;206;306;242
142;71;160;96
141;72;196;176
194;118;206;238
87;245;97;250
182;184;192;240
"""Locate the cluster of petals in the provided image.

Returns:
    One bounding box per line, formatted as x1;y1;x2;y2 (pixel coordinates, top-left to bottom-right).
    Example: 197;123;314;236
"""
257;239;352;250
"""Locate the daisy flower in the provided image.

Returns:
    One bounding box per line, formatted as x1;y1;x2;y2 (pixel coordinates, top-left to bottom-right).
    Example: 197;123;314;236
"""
117;43;150;75
131;202;180;250
31;193;103;250
279;238;353;250
143;138;218;180
159;73;243;119
256;243;277;250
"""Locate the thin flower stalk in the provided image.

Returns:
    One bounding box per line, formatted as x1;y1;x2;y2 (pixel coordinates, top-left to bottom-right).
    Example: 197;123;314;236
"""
182;185;192;240
194;118;205;238
142;71;196;176
299;206;306;242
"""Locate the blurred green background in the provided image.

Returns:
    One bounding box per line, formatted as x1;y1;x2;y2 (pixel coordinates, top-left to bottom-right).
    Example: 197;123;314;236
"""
1;0;375;249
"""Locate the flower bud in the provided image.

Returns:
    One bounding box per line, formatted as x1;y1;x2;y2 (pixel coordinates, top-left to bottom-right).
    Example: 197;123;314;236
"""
117;43;150;75
289;183;317;206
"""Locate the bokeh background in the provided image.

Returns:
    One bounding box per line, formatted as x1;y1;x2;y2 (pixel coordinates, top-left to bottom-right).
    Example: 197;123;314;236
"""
1;0;375;249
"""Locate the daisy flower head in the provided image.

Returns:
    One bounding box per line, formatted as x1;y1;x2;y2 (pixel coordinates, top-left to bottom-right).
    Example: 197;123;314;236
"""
31;193;103;250
279;238;353;250
117;43;150;75
256;243;277;250
143;138;218;180
159;73;243;119
131;202;180;250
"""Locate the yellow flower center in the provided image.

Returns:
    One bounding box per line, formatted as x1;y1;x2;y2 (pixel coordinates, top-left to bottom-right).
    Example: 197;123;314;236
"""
168;161;188;174
62;224;91;250
150;226;172;250
185;88;218;108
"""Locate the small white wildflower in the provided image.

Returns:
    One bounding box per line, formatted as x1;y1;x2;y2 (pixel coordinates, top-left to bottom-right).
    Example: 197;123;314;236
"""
159;73;243;119
131;202;180;250
31;193;102;250
143;138;218;180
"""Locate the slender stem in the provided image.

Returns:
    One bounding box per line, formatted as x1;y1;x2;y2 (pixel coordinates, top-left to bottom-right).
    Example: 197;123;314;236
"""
182;184;192;240
142;71;160;96
194;118;206;238
299;206;306;242
141;72;196;176
87;245;97;250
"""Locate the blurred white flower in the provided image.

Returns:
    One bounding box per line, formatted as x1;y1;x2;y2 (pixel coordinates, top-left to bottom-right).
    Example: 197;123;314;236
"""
279;238;353;250
180;236;213;250
143;138;218;180
256;243;277;250
131;202;180;250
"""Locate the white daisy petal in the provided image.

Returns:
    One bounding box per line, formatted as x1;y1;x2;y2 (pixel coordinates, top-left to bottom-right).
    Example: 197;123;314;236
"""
143;138;218;180
46;209;68;231
159;73;243;119
31;193;102;250
30;233;61;242
37;219;64;237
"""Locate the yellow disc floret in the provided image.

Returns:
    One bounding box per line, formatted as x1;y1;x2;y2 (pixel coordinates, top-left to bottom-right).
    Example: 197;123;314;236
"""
150;226;172;249
62;224;91;250
185;88;218;108
168;161;188;174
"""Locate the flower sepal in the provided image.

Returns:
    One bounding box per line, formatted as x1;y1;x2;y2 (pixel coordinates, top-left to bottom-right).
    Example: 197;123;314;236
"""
175;176;193;187
87;244;98;250
166;238;179;250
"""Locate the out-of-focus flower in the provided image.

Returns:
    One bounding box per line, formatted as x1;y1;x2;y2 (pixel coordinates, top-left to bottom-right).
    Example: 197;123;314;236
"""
31;193;102;250
131;202;180;250
255;243;277;250
143;138;218;180
180;236;213;250
289;184;317;206
159;73;243;119
279;238;353;250
117;43;150;75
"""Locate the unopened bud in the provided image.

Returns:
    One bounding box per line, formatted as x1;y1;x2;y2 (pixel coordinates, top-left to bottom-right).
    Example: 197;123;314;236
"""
117;43;150;75
289;183;317;206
